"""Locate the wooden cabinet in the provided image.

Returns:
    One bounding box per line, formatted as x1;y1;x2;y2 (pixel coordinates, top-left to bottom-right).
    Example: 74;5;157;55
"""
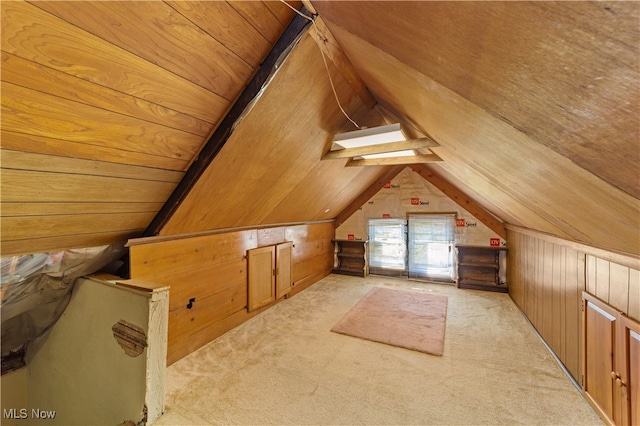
332;240;368;277
583;292;639;426
456;245;507;293
275;242;292;299
247;242;292;312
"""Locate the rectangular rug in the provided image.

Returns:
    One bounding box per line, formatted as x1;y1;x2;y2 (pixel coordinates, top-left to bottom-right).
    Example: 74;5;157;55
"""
331;287;448;356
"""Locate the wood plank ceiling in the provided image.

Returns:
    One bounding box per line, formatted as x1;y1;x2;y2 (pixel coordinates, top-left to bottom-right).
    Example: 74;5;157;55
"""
1;1;639;257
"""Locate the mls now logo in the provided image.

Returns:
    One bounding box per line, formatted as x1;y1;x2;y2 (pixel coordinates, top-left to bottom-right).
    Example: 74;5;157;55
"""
4;408;56;419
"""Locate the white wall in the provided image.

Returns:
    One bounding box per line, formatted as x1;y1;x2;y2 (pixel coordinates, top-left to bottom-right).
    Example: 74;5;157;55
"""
336;168;503;246
18;277;168;425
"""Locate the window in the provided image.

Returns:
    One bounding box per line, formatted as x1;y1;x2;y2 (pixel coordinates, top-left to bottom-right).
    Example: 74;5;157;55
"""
368;219;406;275
407;213;456;282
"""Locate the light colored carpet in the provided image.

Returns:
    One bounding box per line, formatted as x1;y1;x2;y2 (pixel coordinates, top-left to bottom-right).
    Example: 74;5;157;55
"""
331;287;447;356
153;274;602;425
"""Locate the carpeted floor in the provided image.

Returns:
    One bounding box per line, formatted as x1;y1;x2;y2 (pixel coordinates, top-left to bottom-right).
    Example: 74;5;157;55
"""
154;274;602;425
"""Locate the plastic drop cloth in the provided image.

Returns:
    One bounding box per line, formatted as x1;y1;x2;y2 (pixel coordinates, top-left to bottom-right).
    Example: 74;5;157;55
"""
1;244;126;360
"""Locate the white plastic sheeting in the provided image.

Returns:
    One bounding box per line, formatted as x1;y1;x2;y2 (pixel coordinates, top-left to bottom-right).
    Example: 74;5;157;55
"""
1;244;126;370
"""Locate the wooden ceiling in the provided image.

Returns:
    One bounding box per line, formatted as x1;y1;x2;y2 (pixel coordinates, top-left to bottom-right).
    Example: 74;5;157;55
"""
1;1;638;257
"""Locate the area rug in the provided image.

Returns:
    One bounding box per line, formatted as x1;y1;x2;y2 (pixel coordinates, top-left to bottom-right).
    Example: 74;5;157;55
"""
331;287;448;356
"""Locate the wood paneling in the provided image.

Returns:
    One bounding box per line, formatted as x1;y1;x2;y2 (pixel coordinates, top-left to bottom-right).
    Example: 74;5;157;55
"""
509;228;640;383
509;229;586;381
0;0;299;256
1;1;228;122
315;1;640;198
586;254;640;321
321;9;640;256
159;33;390;235
129;222;333;364
1;52;213;137
167;1;272;66
33;1;253;101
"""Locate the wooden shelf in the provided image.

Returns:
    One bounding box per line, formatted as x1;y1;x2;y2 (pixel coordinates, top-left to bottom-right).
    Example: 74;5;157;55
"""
456;245;507;292
332;240;368;277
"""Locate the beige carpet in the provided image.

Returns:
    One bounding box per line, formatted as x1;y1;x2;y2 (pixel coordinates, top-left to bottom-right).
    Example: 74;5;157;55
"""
154;274;602;425
331;287;447;356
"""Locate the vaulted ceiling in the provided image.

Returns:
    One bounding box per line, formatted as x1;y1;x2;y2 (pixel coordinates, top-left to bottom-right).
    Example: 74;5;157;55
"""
1;1;638;258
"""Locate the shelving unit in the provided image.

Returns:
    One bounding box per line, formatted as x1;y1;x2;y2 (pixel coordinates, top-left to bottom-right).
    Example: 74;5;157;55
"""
332;240;368;277
456;245;507;292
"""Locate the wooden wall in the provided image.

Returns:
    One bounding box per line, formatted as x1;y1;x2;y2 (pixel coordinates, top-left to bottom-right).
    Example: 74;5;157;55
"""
0;1;299;256
508;227;640;382
128;221;334;364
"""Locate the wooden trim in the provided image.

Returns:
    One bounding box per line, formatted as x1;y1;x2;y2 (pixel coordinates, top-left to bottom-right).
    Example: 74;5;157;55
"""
128;219;335;247
335;165;405;227
410;164;507;239
323;137;439;160
507;224;640;270
143;6;313;236
308;16;376;109
346;154;442;167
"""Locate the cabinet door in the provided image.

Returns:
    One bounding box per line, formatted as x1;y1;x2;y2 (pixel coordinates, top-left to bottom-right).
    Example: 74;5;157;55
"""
616;315;640;426
247;246;275;312
583;293;618;425
276;242;292;299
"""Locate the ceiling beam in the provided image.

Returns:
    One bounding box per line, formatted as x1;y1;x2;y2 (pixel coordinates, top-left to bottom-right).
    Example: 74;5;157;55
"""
335;165;405;228
346;154;442;167
322;137;439;160
143;6;313;237
410;164;506;239
308;16;377;109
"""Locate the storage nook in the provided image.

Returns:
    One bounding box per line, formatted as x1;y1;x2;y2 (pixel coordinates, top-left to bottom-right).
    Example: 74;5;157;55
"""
332;240;369;277
456;245;507;292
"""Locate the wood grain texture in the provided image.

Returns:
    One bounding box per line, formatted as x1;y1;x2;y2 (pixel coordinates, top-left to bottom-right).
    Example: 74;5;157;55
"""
327;22;640;255
129;222;333;364
315;1;640;198
0;231;143;257
2;212;156;241
229;1;286;45
1;131;190;171
1;51;213;137
1;1;229;122
2;83;201;165
159;34;380;235
1;150;184;183
309;16;376;108
509;228;640;384
1;169;176;203
33;1;253;101
167;1;272;66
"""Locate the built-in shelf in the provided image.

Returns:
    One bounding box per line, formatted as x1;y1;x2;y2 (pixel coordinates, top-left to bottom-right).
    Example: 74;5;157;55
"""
456;245;507;293
332;240;368;277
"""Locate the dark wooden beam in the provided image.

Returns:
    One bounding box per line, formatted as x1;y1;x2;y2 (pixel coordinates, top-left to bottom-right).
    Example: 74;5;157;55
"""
334;165;406;228
143;7;313;236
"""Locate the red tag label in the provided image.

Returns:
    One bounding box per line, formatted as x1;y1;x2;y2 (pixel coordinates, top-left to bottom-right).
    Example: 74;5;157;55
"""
411;198;419;205
382;213;391;218
347;234;355;240
456;219;466;227
490;238;500;247
383;182;391;189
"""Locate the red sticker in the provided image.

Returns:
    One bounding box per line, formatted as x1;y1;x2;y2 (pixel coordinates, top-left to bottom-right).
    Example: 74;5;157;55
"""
383;182;391;189
411;198;419;205
347;234;355;240
490;238;500;247
456;219;466;227
382;213;391;218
